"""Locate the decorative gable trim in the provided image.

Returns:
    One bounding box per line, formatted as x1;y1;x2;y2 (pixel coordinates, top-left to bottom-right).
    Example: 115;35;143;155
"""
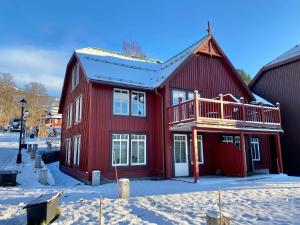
194;38;222;57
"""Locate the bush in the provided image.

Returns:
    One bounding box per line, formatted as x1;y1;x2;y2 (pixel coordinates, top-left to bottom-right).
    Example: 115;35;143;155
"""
37;149;60;164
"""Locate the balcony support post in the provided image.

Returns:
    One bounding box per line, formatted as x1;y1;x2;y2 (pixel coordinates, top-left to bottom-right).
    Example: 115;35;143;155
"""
275;133;283;173
192;127;199;183
194;90;200;122
239;132;247;177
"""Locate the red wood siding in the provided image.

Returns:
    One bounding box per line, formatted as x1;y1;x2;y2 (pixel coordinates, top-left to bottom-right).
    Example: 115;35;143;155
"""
60;57;91;177
251;60;300;175
252;135;272;170
87;83;164;180
168;54;252;101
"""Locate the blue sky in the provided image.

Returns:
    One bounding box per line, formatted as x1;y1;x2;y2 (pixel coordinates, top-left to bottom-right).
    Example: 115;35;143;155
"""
0;0;299;96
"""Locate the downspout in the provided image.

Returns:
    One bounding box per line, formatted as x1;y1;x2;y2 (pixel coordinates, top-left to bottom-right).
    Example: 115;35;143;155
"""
155;88;165;179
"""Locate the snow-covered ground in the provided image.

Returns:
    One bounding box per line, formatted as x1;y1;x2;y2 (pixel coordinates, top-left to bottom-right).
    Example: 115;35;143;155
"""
1;132;300;224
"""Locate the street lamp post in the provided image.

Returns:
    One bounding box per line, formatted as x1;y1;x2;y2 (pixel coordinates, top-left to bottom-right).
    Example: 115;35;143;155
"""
16;99;27;164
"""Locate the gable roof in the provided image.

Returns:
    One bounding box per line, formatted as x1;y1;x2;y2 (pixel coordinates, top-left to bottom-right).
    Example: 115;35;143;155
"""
59;33;256;112
249;44;300;88
75;36;207;89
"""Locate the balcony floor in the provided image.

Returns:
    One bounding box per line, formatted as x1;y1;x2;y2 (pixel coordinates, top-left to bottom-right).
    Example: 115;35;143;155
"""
169;120;283;133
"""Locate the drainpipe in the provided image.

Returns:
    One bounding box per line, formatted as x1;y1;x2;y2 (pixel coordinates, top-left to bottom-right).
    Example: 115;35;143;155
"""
155;88;165;179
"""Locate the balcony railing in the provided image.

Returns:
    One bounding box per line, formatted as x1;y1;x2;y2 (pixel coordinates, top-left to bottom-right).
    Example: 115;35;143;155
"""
168;92;282;130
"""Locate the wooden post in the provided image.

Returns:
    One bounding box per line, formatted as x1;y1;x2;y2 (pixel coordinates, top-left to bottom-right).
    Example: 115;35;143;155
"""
194;90;200;122
99;194;103;225
192;127;199;183
260;102;265;125
275;133;283;173
219;94;224;122
240;97;246;126
239;132;247;177
178;97;182;122
276;103;282;125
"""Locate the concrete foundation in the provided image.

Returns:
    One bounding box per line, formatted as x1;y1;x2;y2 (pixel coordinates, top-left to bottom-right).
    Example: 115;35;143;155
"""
30;148;36;159
39;168;48;185
118;178;130;199
92;170;101;186
35;155;42;168
28;144;32;152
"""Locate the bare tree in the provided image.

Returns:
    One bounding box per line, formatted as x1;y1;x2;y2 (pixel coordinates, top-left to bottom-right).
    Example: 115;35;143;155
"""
0;73;18;127
0;73;15;86
24;82;49;129
122;41;147;58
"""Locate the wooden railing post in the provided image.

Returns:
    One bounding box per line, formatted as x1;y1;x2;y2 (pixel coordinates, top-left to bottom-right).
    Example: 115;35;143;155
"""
240;97;246;126
194;90;200;122
260;102;265;125
219;94;224;122
276;102;282;125
178;97;182;122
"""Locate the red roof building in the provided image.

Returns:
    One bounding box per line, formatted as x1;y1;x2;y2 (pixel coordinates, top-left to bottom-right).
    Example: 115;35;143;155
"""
59;31;283;183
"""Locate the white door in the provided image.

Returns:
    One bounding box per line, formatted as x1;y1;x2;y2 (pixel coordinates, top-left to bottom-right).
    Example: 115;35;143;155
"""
174;134;189;176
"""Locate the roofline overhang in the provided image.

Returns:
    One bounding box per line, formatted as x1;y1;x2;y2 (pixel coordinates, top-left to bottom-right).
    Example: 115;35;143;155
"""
89;78;155;91
249;54;300;88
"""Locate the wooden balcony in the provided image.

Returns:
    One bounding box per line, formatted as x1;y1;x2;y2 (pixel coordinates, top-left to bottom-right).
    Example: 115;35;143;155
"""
168;92;282;132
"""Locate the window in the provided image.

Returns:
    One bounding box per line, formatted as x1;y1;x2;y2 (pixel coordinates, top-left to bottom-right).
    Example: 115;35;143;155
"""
190;135;204;164
72;63;80;90
113;89;129;115
131;134;146;165
112;134;129;166
251;138;260;161
75;95;82;123
67;104;72;128
73;135;81;166
172;90;186;105
65;138;71;166
234;136;240;149
222;136;233;143
131;91;146;116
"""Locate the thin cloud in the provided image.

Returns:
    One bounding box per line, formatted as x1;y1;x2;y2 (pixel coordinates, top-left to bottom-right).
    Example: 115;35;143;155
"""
0;46;69;96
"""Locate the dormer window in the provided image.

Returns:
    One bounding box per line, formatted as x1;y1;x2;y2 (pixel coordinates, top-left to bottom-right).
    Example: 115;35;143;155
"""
72;63;80;90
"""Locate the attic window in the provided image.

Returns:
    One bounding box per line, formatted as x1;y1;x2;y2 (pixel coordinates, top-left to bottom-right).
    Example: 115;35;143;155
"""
72;63;80;90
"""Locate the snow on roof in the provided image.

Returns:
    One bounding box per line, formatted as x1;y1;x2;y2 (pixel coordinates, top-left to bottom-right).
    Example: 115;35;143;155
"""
266;44;300;67
252;93;274;106
75;36;207;89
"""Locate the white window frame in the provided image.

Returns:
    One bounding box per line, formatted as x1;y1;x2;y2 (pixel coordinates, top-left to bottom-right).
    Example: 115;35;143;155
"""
72;63;80;90
131;91;146;117
222;135;233;143
65;138;71;166
67;104;72;128
113;88;129;115
131;134;147;165
112;134;129;166
73;135;81;166
251;138;261;161
75;95;83;124
190;135;204;165
172;90;186;105
234;136;240;149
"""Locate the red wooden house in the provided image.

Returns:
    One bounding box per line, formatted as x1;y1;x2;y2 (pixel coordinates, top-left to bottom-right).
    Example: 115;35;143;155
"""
58;31;284;184
250;44;300;176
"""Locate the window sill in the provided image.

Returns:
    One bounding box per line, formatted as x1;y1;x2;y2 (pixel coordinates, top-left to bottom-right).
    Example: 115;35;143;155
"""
131;164;147;166
253;159;261;162
74;121;81;125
